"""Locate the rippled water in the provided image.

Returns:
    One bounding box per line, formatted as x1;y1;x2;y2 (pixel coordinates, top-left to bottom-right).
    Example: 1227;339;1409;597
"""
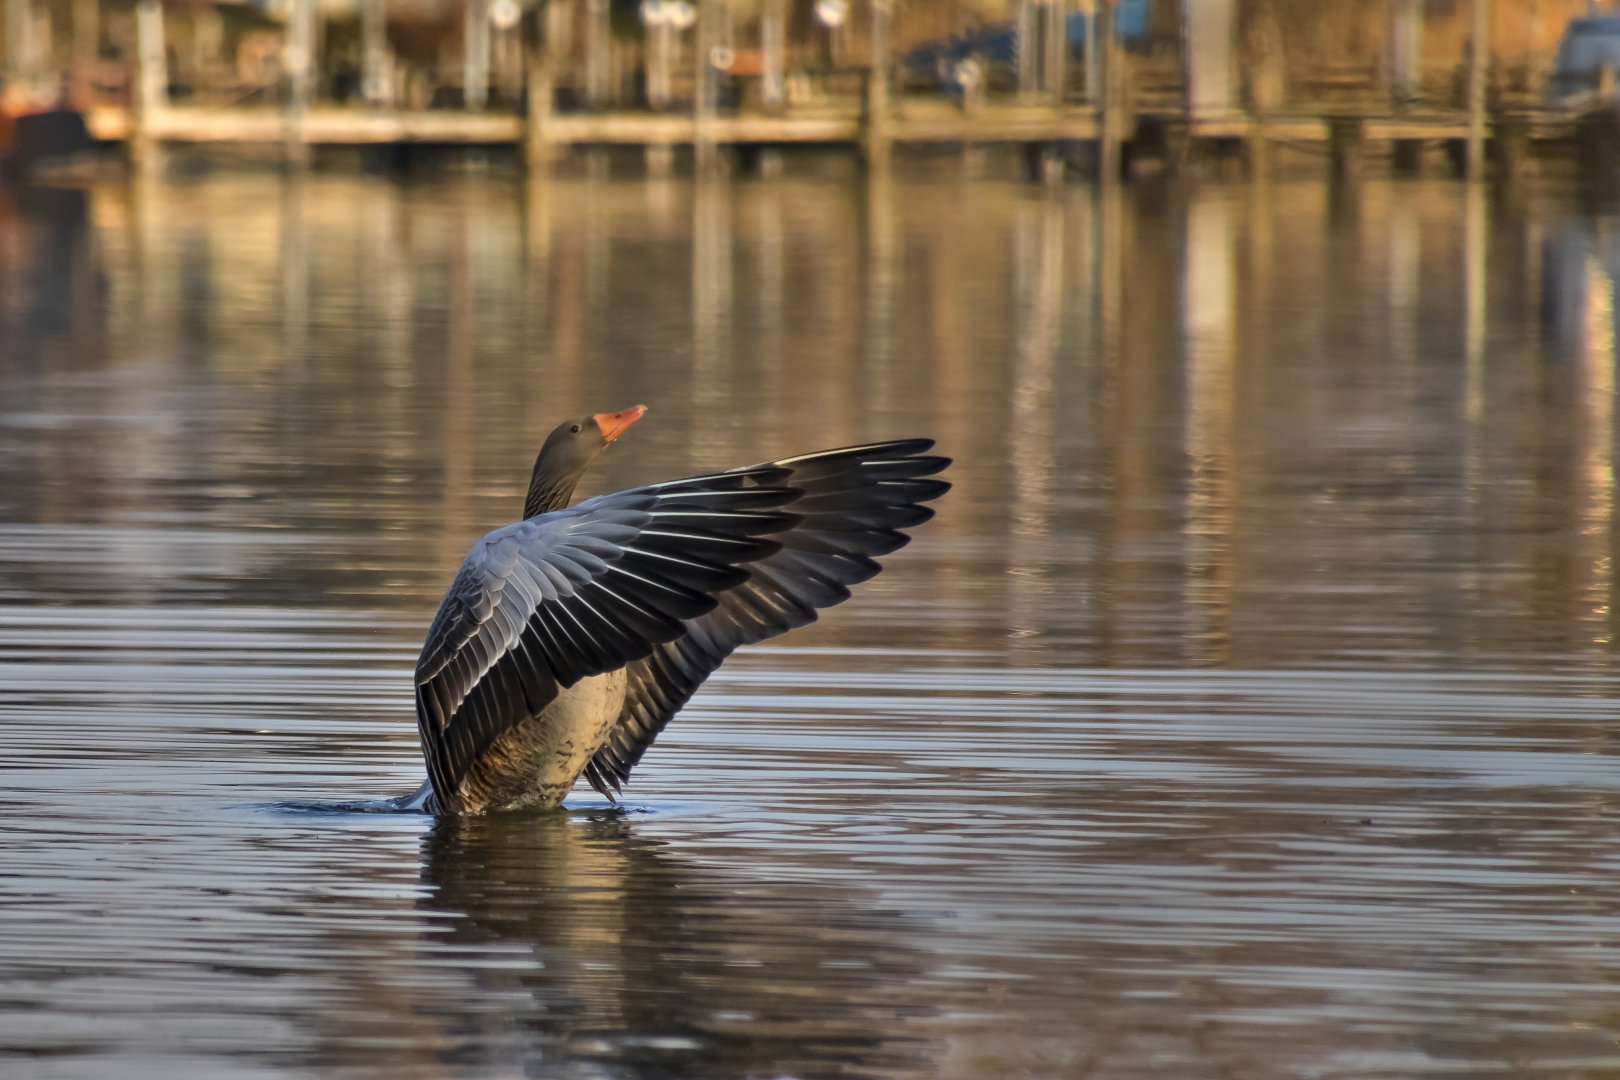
3;161;1620;1077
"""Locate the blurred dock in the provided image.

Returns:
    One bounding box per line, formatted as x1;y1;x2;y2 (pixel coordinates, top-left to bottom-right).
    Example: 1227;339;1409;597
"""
0;0;1610;179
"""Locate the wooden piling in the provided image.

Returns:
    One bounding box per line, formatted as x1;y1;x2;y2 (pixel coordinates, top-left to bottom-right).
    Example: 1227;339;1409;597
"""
1329;116;1364;181
1044;0;1065;107
465;0;490;111
1016;0;1038;101
585;0;609;109
1391;0;1422;106
647;18;673;109
285;0;314;166
1097;0;1121;180
1162;118;1190;178
1466;0;1489;179
694;0;719;175
133;0;166;168
761;0;785;113
362;0;391;106
862;0;892;173
1185;0;1235;119
1392;139;1424;175
524;49;553;172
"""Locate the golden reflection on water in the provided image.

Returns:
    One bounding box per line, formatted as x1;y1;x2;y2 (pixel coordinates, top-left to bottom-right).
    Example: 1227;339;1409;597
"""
3;168;1620;665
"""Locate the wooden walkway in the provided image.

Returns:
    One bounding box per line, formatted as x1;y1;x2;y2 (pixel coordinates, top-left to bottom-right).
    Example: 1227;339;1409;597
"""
92;101;1110;148
90;101;1574;152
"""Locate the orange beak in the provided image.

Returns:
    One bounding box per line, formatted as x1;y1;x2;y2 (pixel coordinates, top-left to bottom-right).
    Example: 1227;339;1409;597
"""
594;404;647;443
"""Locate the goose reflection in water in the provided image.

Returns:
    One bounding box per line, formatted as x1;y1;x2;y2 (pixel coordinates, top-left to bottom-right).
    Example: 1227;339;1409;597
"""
413;811;935;1080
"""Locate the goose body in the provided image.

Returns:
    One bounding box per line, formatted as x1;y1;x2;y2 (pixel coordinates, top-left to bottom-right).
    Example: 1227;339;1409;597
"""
409;406;950;814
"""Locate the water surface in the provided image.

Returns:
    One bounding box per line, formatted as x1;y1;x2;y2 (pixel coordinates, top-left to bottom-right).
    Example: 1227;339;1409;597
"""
2;162;1620;1077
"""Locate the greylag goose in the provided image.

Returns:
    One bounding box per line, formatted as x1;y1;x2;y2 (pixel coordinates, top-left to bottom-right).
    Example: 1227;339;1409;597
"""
401;405;950;814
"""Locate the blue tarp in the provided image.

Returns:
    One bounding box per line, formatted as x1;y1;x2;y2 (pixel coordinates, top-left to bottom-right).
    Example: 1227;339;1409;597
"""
903;0;1153;76
1548;16;1620;101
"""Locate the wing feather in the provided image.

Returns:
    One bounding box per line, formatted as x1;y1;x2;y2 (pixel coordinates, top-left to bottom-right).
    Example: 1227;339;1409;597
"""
584;440;950;799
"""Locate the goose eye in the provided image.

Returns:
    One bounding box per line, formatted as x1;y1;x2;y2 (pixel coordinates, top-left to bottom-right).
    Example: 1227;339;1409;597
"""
570;424;581;434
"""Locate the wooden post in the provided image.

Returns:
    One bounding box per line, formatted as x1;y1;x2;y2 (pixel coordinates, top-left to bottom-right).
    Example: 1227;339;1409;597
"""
1184;0;1234;120
761;0;785;112
863;0;891;173
1329;115;1364;182
1083;0;1099;105
647;20;673;108
132;0;165;166
362;0;390;106
1391;0;1422;106
584;0;609;108
465;0;489;110
1097;0;1120;180
694;0;718;175
1016;0;1037;100
285;0;314;166
135;0;165;113
1044;0;1066;106
524;45;552;171
1393;139;1424;175
1466;0;1489;180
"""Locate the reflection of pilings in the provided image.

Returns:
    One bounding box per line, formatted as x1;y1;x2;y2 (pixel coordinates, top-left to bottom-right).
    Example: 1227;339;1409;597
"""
692;178;732;432
1182;190;1236;663
522;173;553;283
1465;181;1487;425
1093;179;1123;657
752;183;786;424
438;212;475;573
1389;183;1421;374
370;187;414;394
864;171;898;415
1007;193;1063;646
1579;253;1616;650
279;177;308;371
1461;181;1489;657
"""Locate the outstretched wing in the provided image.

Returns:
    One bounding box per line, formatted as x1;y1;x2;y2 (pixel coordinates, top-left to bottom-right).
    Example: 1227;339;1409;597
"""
414;469;801;806
582;440;951;799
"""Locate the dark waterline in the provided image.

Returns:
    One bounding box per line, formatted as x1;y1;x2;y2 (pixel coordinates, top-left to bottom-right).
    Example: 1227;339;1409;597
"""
1;166;1619;1077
